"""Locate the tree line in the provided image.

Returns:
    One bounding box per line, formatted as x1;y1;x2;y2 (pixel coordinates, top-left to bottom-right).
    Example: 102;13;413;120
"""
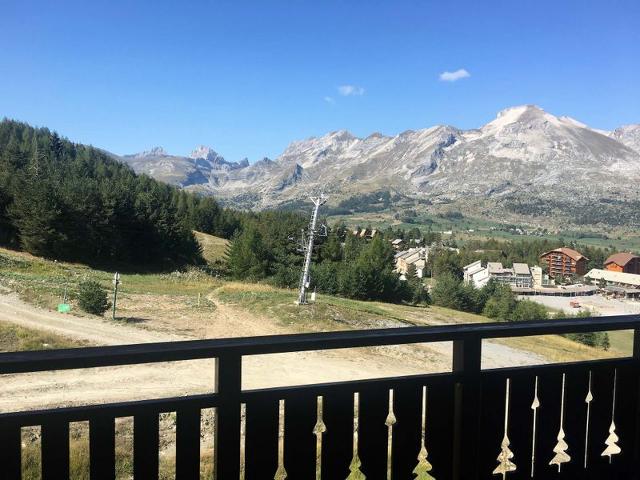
426;237;618;278
430;273;609;349
226;222;428;304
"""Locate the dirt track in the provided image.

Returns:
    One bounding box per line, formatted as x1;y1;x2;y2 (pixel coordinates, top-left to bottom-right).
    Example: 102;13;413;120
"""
0;293;543;412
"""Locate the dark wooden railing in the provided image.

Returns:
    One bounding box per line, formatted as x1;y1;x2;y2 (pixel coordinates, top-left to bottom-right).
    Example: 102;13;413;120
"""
1;315;640;479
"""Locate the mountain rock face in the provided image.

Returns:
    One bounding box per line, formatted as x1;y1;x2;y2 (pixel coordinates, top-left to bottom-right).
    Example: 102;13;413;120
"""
118;145;249;187
610;125;640;154
116;106;640;210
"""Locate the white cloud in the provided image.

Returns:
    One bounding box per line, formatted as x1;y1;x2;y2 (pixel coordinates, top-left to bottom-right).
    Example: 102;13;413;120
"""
338;85;365;96
439;69;471;82
324;96;336;105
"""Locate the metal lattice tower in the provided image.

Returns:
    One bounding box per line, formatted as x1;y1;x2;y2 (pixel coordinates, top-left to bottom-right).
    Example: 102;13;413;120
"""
297;194;327;305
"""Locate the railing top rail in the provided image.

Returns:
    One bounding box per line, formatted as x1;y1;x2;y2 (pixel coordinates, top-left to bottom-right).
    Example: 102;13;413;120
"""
1;315;639;374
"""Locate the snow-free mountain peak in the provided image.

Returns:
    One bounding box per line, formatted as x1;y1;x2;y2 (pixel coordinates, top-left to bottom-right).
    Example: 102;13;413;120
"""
190;145;222;161
483;104;590;133
130;146;167;158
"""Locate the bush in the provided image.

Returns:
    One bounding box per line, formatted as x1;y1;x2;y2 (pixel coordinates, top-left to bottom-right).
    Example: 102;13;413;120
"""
78;280;111;315
555;310;610;350
565;331;610;350
512;300;549;321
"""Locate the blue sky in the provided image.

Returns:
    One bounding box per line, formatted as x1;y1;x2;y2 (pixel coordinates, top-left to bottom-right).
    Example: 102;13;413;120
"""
1;0;638;161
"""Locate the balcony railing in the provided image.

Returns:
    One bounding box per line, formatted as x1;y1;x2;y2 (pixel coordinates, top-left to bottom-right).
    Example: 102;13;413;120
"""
1;316;640;479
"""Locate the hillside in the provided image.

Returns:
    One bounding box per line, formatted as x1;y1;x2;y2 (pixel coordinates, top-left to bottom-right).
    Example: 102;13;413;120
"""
0;119;241;267
193;231;229;264
0;245;621;364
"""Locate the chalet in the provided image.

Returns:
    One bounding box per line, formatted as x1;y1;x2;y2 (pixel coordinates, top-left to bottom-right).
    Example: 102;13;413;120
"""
604;252;640;275
539;247;588;277
395;248;428;278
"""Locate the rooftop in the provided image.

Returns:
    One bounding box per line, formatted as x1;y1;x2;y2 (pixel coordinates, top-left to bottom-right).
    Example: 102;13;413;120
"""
513;263;531;275
605;252;640;267
585;268;640;287
540;247;588;262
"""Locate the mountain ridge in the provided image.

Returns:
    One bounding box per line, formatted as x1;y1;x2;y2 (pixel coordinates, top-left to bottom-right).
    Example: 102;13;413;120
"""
113;105;640;213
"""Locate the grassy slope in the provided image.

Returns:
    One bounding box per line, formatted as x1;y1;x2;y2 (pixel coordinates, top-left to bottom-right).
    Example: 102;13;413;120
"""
193;231;229;263
213;282;619;362
0;246;222;309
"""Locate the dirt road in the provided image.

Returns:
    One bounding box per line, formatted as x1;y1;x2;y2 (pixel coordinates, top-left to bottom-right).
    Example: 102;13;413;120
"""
0;293;180;345
0;293;543;412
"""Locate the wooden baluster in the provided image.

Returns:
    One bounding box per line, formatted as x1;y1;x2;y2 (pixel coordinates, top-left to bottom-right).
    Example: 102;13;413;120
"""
452;336;482;480
90;415;116;480
0;419;21;480
215;354;243;479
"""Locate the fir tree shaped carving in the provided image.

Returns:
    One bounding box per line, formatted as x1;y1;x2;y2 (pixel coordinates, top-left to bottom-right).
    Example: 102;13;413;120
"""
347;455;366;480
413;444;436;480
601;369;621;462
549;374;571;471
413;386;436;479
347;393;366;480
493;378;516;478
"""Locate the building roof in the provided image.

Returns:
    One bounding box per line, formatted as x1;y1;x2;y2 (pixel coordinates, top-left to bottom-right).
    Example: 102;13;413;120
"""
604;252;640;267
463;260;482;270
463;260;484;276
585;269;640;287
513;263;531;275
395;248;426;264
540;247;588;262
403;251;424;264
605;285;640;294
391;239;404;245
487;262;507;274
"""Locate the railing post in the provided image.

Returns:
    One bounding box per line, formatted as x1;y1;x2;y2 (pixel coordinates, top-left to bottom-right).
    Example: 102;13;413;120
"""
452;335;482;480
215;353;242;480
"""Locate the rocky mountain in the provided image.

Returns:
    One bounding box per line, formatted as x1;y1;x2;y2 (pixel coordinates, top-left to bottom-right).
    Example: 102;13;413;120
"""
609;125;640;154
116;105;640;214
118;145;248;187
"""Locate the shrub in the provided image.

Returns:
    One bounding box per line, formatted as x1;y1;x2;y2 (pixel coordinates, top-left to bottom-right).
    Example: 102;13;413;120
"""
512;300;549;321
78;280;111;315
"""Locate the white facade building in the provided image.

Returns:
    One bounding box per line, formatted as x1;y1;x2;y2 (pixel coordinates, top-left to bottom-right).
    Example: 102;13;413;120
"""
463;261;533;289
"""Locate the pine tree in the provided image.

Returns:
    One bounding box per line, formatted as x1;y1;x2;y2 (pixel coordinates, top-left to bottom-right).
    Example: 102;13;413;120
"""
226;224;271;280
